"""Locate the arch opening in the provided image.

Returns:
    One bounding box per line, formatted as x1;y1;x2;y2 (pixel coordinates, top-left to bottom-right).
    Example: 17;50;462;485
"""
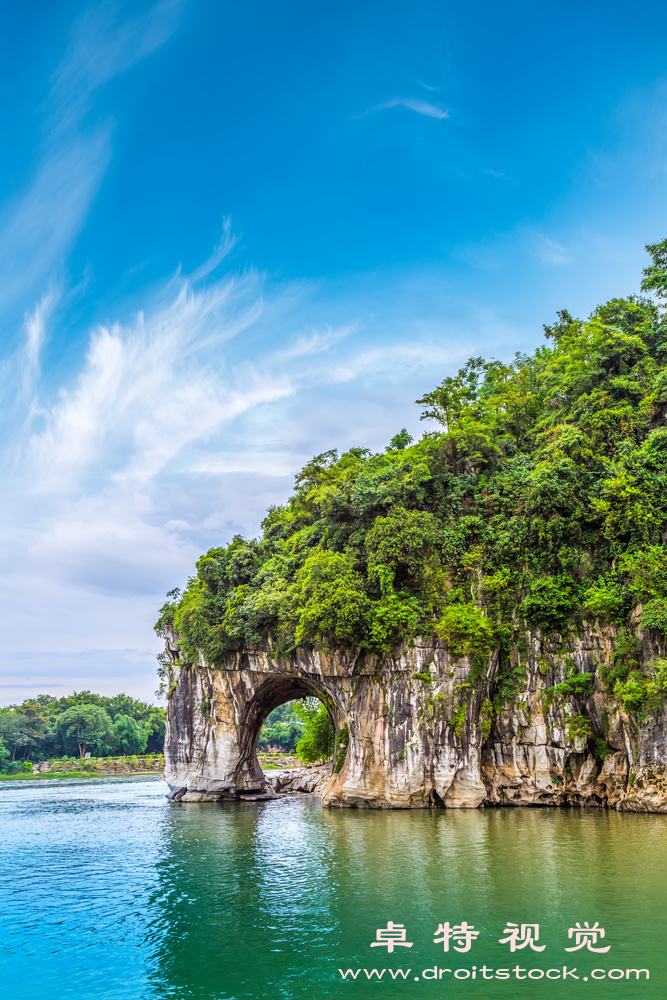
238;675;347;788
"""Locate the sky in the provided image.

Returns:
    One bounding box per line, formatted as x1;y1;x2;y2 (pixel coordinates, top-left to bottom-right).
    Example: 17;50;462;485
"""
3;0;667;704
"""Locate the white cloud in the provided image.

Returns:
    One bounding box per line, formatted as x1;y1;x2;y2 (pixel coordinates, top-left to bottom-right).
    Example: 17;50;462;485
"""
189;452;297;477
25;272;287;493
276;323;356;361
21;291;58;400
326;342;468;385
0;267;296;614
186;217;238;282
23;294;52;377
0;0;171;449
48;0;184;135
0;1;183;326
0;133;111;317
376;97;450;119
531;232;572;266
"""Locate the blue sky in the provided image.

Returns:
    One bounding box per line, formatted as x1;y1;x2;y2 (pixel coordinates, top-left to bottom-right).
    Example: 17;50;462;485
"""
3;0;667;703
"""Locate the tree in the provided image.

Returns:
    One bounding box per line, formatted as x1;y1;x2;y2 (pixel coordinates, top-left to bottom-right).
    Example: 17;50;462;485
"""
291;550;371;648
0;736;10;771
144;709;166;752
265;703;300;723
55;705;115;757
112;714;148;755
0;706;51;760
641;238;667;300
387;428;413;451
294;699;334;764
256;721;302;752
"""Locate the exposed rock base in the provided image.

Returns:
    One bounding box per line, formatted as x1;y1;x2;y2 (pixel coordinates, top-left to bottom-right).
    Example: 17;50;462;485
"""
267;766;332;796
162;629;667;811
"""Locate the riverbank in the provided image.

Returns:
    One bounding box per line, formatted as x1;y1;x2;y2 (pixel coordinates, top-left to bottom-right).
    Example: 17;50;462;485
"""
1;750;301;782
0;770;163;781
31;753;165;777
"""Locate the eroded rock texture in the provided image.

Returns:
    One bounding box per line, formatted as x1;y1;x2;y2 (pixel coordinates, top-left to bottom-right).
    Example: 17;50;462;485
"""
267;765;332;795
163;627;667;810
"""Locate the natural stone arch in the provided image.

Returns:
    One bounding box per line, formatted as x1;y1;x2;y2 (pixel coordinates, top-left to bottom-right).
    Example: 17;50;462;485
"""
236;673;346;793
163;635;490;807
163;639;355;803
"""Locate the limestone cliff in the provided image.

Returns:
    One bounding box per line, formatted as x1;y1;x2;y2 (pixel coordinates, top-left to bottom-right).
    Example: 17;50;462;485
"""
163;626;667;811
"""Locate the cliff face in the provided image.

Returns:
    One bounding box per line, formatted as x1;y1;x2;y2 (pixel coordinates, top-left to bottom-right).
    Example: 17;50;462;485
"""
163;627;667;811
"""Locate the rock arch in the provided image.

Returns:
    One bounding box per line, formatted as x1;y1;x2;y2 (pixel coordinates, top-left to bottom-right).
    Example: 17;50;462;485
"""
163;640;354;803
238;672;344;786
162;634;488;807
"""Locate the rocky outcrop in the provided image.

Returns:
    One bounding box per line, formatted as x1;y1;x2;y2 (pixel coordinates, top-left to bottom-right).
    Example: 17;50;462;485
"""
162;625;667;810
267;765;332;795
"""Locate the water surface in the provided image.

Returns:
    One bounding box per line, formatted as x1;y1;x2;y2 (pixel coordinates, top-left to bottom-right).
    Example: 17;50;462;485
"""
0;776;664;999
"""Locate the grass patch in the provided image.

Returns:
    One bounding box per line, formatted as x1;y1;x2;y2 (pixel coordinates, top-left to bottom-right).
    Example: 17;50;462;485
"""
0;770;165;781
0;771;98;781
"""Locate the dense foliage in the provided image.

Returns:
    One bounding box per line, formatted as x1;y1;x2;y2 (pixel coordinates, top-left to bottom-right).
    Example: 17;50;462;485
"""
291;699;335;764
0;691;166;767
256;703;303;752
156;242;667;718
256;700;335;762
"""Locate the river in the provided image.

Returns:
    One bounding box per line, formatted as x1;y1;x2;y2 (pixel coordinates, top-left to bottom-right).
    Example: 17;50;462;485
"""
0;775;664;999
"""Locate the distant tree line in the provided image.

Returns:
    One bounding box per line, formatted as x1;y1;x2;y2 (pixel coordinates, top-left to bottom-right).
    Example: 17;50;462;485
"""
256;701;303;752
0;692;165;772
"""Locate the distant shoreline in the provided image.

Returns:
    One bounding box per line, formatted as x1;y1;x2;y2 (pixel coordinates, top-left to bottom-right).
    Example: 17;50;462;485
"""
0;764;284;782
0;770;165;781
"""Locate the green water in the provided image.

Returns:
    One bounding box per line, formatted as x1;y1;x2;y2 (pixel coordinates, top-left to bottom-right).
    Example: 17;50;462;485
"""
0;775;664;999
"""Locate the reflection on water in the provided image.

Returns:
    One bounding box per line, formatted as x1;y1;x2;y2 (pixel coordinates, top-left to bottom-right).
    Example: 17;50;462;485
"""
1;776;665;1000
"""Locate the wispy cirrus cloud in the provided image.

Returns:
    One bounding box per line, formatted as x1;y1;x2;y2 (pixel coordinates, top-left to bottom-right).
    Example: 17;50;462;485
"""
276;323;356;361
48;0;184;135
21;270;289;496
23;293;55;379
186;217;239;282
374;97;450;119
531;232;572;266
0;133;110;319
0;0;183;328
0;259;296;656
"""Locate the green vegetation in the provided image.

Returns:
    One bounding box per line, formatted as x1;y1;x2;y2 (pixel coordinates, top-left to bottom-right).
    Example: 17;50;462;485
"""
546;674;594;705
256;698;341;764
0;753;165;781
0;770;98;781
0;692;165;769
292;699;335;764
257;703;303;752
156;242;667;720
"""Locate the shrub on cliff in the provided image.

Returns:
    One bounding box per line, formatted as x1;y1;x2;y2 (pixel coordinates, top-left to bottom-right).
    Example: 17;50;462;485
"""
434;603;495;660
